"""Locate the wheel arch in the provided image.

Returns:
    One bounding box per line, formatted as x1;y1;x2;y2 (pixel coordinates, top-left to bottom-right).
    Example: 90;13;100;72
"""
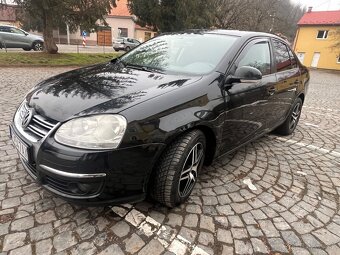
164;124;217;166
32;40;44;48
298;92;305;105
145;123;218;193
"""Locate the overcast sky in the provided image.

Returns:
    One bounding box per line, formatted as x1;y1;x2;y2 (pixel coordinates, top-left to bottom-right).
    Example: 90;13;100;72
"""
291;0;340;11
5;0;340;11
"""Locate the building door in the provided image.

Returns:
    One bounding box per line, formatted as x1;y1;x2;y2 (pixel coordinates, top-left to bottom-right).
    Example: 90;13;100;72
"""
97;27;112;46
297;52;305;64
311;52;320;68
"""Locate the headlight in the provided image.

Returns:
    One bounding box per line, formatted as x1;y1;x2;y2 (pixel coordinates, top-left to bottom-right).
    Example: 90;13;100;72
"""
55;115;127;149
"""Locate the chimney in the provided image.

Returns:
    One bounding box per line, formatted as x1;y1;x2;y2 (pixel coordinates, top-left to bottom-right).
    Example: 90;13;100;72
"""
307;6;313;13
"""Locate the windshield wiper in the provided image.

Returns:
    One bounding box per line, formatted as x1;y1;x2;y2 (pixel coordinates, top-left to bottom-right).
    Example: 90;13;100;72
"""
125;63;164;74
112;59;164;74
111;58;126;68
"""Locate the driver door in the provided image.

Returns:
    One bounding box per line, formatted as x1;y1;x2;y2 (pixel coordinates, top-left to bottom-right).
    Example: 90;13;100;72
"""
220;38;277;154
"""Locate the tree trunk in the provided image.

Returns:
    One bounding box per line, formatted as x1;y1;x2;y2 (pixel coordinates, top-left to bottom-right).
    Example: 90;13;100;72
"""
43;11;58;54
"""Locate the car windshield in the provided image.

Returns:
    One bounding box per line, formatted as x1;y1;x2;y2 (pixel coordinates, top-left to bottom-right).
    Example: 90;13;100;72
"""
119;33;238;75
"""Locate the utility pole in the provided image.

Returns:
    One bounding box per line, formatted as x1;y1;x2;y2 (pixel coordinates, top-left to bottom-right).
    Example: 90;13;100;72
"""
269;13;275;33
66;23;70;45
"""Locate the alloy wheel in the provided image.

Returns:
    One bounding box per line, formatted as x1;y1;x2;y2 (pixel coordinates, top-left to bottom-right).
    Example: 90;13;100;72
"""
289;102;301;130
178;142;204;197
34;42;43;51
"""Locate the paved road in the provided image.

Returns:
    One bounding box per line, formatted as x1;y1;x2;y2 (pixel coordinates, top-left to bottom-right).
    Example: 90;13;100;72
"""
1;44;121;54
0;68;340;255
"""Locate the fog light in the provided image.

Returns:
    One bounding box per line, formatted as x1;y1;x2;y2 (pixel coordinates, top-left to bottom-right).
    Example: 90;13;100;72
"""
77;183;94;193
68;183;79;194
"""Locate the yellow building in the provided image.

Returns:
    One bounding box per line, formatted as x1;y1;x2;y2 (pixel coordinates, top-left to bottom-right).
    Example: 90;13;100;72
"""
293;8;340;70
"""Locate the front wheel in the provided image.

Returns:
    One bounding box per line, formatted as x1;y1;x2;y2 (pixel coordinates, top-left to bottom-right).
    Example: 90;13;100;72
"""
150;130;206;208
274;97;303;136
23;47;31;51
125;46;131;52
33;41;43;51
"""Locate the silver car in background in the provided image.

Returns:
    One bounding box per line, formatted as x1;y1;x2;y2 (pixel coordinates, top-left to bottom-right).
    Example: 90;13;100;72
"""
113;37;140;52
0;25;44;51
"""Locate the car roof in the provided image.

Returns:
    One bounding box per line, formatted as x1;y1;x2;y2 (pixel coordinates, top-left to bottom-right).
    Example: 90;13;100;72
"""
163;29;283;41
0;24;16;28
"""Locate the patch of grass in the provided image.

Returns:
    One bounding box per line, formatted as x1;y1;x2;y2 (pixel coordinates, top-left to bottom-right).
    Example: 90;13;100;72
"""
0;52;123;67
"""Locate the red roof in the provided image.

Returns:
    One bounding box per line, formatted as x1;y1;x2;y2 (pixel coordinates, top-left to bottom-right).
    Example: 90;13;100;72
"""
298;10;340;25
0;4;18;22
135;24;154;31
109;0;132;17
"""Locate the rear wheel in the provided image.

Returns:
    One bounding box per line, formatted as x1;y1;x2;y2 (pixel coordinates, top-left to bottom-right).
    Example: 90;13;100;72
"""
33;41;43;51
150;130;206;208
274;97;303;135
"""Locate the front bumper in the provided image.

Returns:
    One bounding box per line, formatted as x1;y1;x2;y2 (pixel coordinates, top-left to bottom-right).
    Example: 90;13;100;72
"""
10;118;165;205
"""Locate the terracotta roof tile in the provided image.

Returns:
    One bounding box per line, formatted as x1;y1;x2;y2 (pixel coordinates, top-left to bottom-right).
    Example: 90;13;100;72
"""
298;10;340;25
0;4;17;22
109;0;132;17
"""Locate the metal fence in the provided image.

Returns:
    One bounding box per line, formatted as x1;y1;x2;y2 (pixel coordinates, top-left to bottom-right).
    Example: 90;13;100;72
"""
0;41;118;54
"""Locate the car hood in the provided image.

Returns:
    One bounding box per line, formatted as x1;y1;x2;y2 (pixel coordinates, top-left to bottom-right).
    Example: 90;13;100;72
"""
26;62;202;122
27;33;44;41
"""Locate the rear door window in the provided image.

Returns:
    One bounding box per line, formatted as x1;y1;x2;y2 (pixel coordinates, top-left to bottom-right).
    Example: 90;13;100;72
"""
273;40;292;72
287;48;298;68
0;26;11;33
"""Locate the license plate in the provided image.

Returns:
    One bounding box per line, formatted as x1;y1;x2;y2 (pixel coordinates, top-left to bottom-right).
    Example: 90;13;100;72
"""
11;127;29;162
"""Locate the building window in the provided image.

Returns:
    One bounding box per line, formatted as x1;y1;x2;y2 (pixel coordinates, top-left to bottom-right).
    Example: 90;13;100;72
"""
118;28;128;38
337;56;340;63
316;30;328;39
144;32;152;41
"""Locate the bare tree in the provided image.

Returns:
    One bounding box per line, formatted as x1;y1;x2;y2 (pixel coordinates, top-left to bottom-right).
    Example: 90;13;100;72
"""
330;28;340;53
212;0;251;29
211;0;305;41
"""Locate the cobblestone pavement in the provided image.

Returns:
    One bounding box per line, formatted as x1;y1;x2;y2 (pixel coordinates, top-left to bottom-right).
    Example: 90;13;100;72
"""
1;68;340;255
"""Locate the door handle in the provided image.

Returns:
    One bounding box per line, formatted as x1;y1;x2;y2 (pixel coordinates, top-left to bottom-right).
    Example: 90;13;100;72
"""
268;87;276;96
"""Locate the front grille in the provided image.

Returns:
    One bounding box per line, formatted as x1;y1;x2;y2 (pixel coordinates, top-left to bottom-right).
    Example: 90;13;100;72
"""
22;158;102;198
20;103;58;140
44;175;71;194
44;174;103;197
21;158;38;179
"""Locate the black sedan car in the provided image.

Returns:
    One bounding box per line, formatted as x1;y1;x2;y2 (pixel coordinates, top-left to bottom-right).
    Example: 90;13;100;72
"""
10;30;309;207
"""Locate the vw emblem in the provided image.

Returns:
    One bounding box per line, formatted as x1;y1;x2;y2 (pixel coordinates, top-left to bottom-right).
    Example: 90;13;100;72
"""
21;107;33;129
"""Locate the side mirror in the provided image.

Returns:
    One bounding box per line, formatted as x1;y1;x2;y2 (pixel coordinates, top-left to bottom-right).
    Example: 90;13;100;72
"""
234;66;262;81
224;66;262;89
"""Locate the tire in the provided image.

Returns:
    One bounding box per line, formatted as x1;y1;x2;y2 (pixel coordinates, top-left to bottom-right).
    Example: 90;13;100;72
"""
23;48;31;51
274;97;303;136
150;130;206;208
125;46;131;51
33;41;43;51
